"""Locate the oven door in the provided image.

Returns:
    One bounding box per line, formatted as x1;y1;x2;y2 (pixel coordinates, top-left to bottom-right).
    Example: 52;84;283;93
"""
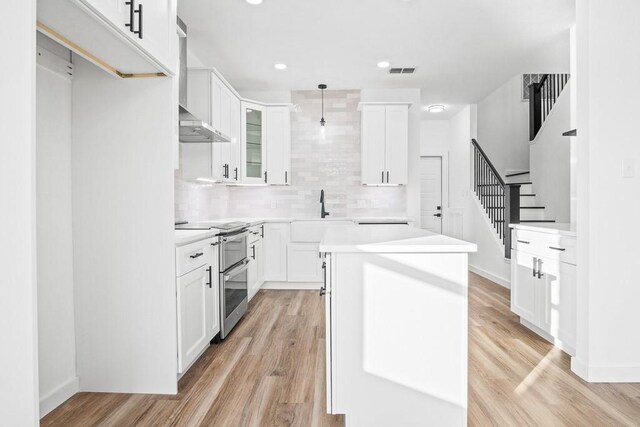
220;259;249;338
220;230;248;272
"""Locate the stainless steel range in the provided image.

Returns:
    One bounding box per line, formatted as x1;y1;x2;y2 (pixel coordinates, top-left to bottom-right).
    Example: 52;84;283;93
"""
175;221;250;339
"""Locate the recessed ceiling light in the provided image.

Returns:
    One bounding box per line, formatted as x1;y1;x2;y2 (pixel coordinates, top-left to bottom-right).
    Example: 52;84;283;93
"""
274;63;287;70
246;0;263;4
377;61;390;68
426;104;446;113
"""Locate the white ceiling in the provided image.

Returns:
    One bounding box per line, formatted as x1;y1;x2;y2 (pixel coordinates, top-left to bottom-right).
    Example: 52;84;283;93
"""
179;0;574;117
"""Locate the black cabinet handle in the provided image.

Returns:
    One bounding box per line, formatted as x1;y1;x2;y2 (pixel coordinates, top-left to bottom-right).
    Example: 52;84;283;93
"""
251;245;256;260
386;171;389;183
285;171;288;184
532;257;537;277
206;266;212;288
433;213;442;218
537;258;544;278
234;167;238;181
260;225;264;238
264;171;268;183
125;1;135;32
381;171;384;183
133;3;143;39
190;252;204;259
320;261;327;296
517;240;530;245
549;246;566;251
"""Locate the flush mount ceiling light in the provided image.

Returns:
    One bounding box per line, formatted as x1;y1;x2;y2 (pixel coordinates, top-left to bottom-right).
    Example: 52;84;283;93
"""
274;63;287;70
319;83;327;138
377;61;391;68
246;0;263;4
426;104;446;113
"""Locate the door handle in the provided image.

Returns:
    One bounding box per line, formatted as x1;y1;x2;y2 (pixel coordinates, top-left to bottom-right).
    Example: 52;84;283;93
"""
433;213;442;218
537;258;544;279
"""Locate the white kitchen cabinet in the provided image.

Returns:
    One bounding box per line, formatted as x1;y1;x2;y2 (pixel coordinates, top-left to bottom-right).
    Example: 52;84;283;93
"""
360;103;409;185
263;223;290;281
256;238;264;288
242;101;268;184
247;226;264;300
266;106;291;185
228;95;242;182
38;0;176;76
177;265;209;373
510;226;577;354
287;243;322;282
176;237;219;374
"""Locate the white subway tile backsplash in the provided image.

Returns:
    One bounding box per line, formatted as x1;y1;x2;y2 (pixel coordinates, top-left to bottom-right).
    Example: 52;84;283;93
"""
175;90;406;221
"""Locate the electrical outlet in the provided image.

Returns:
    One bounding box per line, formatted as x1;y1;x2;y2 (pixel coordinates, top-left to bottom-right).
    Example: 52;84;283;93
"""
623;159;636;178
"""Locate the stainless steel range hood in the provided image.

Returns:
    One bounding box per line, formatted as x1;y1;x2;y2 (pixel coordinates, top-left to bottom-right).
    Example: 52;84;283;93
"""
178;17;230;144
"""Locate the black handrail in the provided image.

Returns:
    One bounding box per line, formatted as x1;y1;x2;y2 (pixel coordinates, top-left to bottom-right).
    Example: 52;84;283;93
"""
529;73;570;140
471;139;505;186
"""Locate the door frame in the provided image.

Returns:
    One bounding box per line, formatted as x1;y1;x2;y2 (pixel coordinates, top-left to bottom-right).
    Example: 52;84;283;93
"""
419;153;449;230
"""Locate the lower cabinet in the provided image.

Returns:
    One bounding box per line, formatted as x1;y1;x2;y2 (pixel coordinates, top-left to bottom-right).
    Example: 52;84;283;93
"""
287;243;322;282
510;227;577;354
263;223;290;281
247;227;264;300
176;237;219;374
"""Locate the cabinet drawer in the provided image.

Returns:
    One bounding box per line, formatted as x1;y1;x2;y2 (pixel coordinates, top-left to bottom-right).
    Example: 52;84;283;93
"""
290;220;352;242
248;224;263;243
176;238;214;277
514;230;576;265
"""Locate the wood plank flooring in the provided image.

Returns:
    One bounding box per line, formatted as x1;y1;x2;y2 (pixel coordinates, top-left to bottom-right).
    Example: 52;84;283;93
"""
42;274;640;426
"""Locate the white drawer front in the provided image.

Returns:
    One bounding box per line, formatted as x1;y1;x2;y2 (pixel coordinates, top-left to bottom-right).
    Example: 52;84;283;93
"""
176;238;213;277
514;229;576;265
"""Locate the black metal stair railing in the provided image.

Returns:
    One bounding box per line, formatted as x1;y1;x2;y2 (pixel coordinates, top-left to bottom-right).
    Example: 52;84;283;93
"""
471;139;520;259
529;73;571;141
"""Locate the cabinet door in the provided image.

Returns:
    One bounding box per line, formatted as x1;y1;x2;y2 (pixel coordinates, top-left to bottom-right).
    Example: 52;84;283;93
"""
206;243;220;340
177;266;209;373
287;243;322;282
266;106;291;185
263;223;290;281
78;0;125;27
126;0;174;73
256;239;264;288
210;74;227;181
324;253;336;413
539;259;576;351
229;95;242;182
361;106;387;185
385;105;409;185
242;102;267;184
511;250;538;324
247;241;259;301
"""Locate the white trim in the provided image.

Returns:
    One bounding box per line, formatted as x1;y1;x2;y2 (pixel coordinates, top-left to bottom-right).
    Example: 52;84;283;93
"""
357;101;413;111
468;264;510;289
470;194;505;249
262;281;322;290
39;376;79;418
570;358;640;383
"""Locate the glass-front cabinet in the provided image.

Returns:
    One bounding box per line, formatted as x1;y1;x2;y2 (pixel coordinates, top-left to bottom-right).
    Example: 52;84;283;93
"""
241;101;267;184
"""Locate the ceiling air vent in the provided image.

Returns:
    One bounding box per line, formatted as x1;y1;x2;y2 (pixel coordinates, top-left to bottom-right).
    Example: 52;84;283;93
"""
389;67;416;74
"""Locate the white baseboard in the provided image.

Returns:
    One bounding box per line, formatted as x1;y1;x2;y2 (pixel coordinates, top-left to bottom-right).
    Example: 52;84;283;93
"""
520;318;575;356
468;264;510;289
570;358;640;383
262;281;322;290
40;376;79;418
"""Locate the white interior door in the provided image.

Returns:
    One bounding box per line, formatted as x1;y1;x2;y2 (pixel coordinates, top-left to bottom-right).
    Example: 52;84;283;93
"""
420;157;442;233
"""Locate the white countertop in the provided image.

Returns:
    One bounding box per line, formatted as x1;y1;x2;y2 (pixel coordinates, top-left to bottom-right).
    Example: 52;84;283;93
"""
174;229;219;247
510;222;576;237
186;217;413;227
319;225;477;254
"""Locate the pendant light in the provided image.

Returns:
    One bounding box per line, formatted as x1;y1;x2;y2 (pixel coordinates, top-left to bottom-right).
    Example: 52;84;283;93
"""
318;84;327;139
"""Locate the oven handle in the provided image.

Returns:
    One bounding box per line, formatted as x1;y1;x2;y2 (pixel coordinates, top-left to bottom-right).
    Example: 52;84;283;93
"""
221;230;249;243
223;259;250;281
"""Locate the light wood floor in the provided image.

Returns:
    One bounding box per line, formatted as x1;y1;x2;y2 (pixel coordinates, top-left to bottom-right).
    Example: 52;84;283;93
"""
42;274;640;426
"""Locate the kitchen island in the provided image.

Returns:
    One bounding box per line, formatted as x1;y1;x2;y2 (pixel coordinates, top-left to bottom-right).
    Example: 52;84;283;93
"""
319;225;476;427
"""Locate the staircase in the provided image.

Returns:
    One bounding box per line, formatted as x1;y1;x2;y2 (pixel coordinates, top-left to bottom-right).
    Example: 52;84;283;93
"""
529;73;571;140
471;139;555;259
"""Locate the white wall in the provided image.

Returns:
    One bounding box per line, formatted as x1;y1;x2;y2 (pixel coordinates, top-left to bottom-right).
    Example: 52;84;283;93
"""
72;57;178;393
36;53;78;416
529;82;572;223
476;75;530;176
0;0;40;424
573;0;640;382
361;88;422;225
420;120;450;155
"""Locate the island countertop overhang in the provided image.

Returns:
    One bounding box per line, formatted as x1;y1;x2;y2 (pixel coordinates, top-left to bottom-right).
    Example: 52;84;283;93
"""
319;224;477;254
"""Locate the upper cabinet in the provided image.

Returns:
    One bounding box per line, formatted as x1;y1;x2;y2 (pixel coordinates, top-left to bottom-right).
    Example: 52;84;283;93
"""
181;70;241;182
37;0;177;76
241;102;268;184
360;103;409;185
266;106;292;185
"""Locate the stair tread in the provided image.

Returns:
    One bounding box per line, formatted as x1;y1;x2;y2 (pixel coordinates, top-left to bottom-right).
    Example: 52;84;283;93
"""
505;171;530;178
507;181;533;185
520;206;545;209
521;194;536;197
520;220;556;223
